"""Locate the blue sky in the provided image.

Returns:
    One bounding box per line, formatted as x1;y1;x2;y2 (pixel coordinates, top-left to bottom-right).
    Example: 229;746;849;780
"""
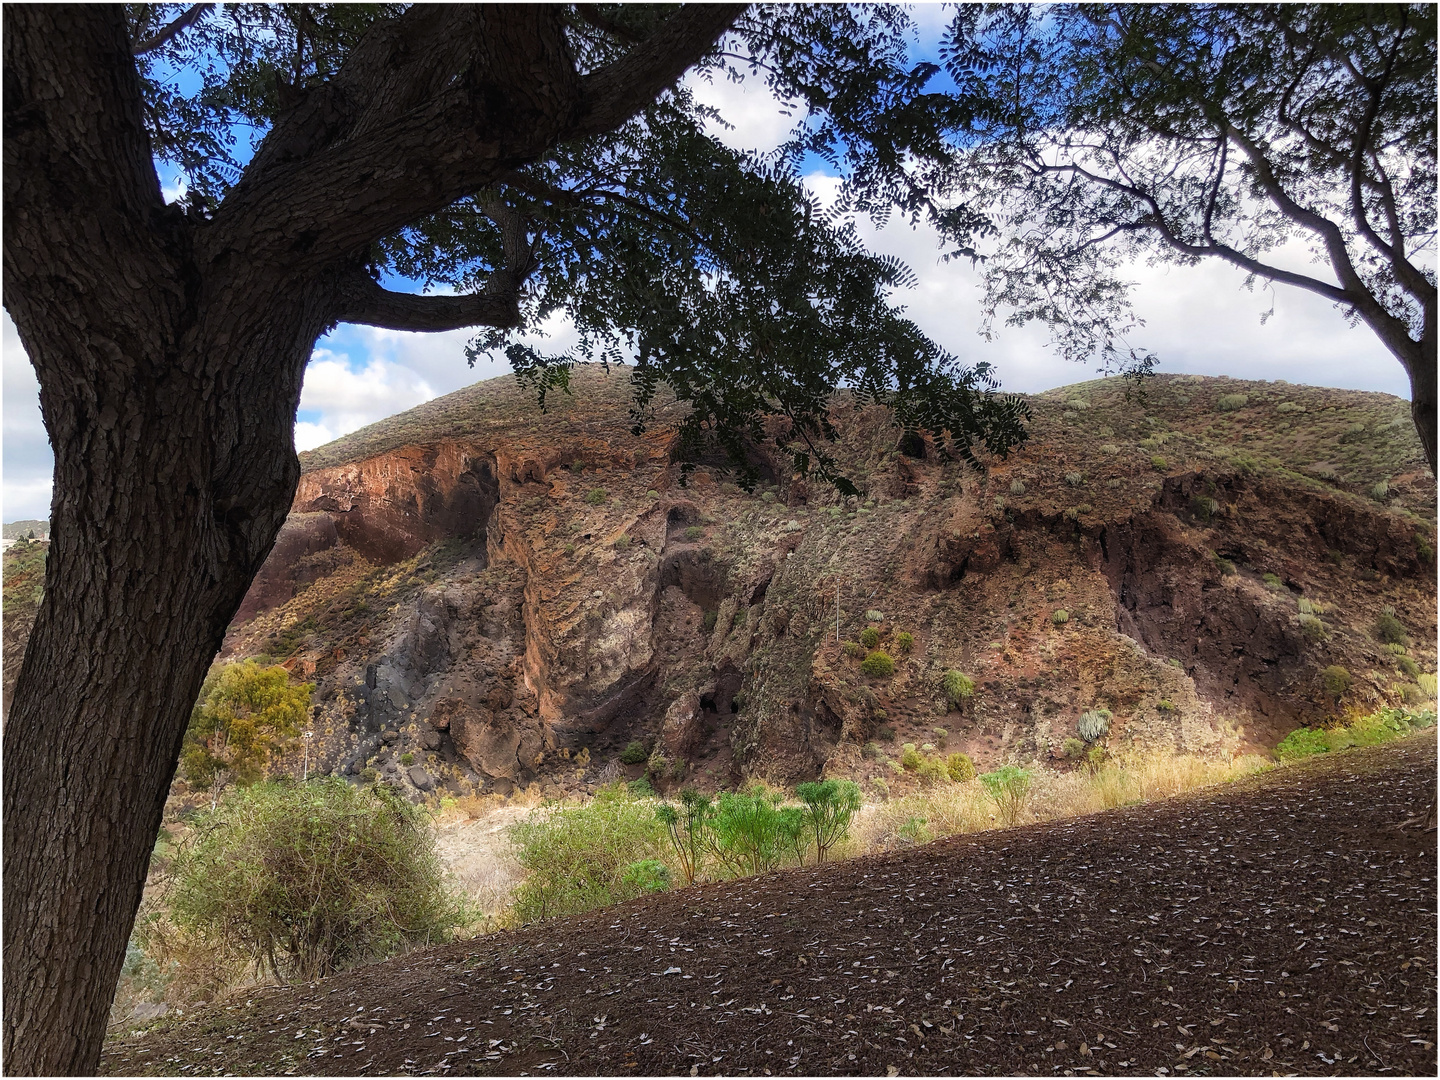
1;4;1413;522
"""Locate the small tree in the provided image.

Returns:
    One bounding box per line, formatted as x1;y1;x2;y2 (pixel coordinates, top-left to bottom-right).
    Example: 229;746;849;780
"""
707;787;805;877
979;765;1033;827
168;779;461;981
1321;665;1353;701
795;779;862;864
656;788;715;886
942;669;976;710
180;661;312;808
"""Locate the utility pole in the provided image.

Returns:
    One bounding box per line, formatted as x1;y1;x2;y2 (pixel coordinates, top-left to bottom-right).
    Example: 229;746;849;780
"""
303;730;314;781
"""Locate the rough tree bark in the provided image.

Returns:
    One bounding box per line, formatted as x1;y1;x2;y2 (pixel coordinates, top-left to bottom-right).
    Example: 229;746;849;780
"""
1;5;741;1073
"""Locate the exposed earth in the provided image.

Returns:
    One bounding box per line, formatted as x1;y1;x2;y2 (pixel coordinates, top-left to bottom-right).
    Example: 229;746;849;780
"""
102;735;1438;1077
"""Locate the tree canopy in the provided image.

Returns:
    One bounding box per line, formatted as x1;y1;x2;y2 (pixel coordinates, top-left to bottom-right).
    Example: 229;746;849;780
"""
127;2;1031;487
926;3;1437;467
180;659;312;802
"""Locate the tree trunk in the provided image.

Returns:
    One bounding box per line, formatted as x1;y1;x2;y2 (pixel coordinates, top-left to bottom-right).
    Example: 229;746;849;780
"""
1;270;329;1073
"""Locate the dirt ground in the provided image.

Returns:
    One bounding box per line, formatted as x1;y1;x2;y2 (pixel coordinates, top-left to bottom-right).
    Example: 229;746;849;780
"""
103;736;1437;1077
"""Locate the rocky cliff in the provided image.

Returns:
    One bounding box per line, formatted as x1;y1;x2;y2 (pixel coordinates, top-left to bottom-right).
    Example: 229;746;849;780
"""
201;365;1435;799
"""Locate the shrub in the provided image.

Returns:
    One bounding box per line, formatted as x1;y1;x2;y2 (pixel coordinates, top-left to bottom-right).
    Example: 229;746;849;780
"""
1216;393;1249;411
861;651;895;678
563;543;576;556
942;669;975;708
1061;737;1085;760
621;860;671;894
1276;400;1302;414
913;755;950;785
897;816;934;845
1320;665;1352;699
1386;642;1409;655
707;787;806;876
876;724;896;742
1100;443;1120;455
612;534;632;551
1213;554;1236;576
862;741;882;760
865;609;885;623
169;780;462;981
684;525;705;541
1298;613;1327;640
979;765;1033;826
945;753;975;782
1297;597;1314;614
1009;479;1026;495
842;640;866;659
931;726;947;746
1262;572;1283;589
1275;727;1329;762
400;751;415;766
180;661;312;805
1051;609;1070;626
1419;673;1438;699
900;743;922;771
1078;708;1112;743
760;490;777;503
1369;481;1390;501
895;631;915;653
1156;698;1176;712
1397;656;1421;679
509;785;667;922
795;779;862;863
619;740;649;765
1065;471;1084;486
1373;611;1408;646
859;626;881;649
627;776;655;797
1192;496;1221;521
1150;455;1168;471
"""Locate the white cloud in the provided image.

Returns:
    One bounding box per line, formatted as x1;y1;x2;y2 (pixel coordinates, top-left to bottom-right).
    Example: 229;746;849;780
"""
3;315;53;522
298;352;437;436
685;69;798;155
802;172;1411;398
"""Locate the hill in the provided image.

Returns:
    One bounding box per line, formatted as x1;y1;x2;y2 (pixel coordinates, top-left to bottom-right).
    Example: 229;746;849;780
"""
224;367;1436;800
2;518;48;540
100;735;1438;1076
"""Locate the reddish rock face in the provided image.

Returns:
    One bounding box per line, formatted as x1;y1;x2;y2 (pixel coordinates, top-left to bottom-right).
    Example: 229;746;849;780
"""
206;368;1435;798
293;443;500;565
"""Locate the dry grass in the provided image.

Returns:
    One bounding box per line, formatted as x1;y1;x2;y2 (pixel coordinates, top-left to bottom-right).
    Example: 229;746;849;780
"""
852;748;1273;855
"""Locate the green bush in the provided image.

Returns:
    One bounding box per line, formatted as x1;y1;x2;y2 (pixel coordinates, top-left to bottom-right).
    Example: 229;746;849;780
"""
684;525;705;541
1297;597;1314;614
1156;698;1176;712
169;779;462;980
1369;481;1390;501
1298;613;1327;640
945;752;976;782
979;765;1033;826
1216;393;1249;411
1064;471;1084;487
628;776;655;797
842;640;866;659
897;816;933;845
1051;609;1070;625
913;755;950;785
859;626;881;649
1262;572;1283;589
707;787;806;877
1077;708;1112;743
1274;727;1329;761
860;651;895;678
1061;737;1085;760
510;785;667;923
942;669;975;708
180;661;312;804
621;859;672;894
1213;554;1236;576
400;751;415;766
1419;673;1438;699
1396;655;1421;678
900;743;922;771
1009;479;1026;495
865;609;885;623
795;779;862;863
619;740;649;765
862;741;882;760
875;724;896;742
931;726;947;746
1373;612;1408;646
1320;665;1352;699
584;487;608;506
895;631;915;653
612;534;632;551
1150;455;1168;471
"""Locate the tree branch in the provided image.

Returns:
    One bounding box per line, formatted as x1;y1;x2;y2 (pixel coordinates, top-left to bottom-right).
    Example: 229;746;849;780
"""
574;5;649;45
572;4;746;137
132;4;210;56
334;274;521;332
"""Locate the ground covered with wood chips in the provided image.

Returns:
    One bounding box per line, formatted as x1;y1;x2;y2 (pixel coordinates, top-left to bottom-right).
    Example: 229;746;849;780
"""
103;737;1437;1077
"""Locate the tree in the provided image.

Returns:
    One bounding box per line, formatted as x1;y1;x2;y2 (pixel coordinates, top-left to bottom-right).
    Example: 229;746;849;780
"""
169;778;461;981
938;4;1437;470
794;778;861;863
3;6;1025;1070
180;660;313;808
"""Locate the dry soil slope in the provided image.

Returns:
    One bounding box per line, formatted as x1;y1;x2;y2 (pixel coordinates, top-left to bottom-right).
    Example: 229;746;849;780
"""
102;735;1438;1077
